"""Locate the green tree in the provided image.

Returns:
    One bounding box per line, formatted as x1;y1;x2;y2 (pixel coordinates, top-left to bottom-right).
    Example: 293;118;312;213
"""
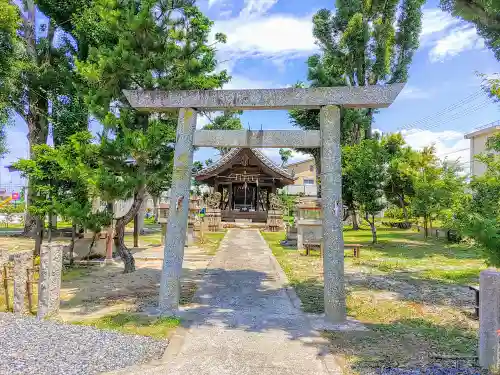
411;146;464;237
381;133;417;222
439;1;499;100
440;0;500;61
290;0;424;195
14;132;112;261
343;139;386;243
0;0;20;145
1;0;81;233
74;0;228;272
203;111;243;155
451;134;500;265
279;149;293;167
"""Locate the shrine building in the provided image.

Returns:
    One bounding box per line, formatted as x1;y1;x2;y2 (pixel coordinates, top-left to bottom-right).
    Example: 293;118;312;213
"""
195;148;295;222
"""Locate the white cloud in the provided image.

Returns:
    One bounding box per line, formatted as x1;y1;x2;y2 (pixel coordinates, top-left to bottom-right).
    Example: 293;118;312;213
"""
208;0;223;7
240;0;278;18
397;85;432;100
224;75;277;90
420;8;485;63
429;26;485;62
400;128;470;170
420;9;459;40
213;14;316;61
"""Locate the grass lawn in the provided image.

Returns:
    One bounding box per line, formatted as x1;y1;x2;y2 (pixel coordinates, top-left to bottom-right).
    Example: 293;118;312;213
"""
198;231;226;255
261;226;488;374
73;312;180;339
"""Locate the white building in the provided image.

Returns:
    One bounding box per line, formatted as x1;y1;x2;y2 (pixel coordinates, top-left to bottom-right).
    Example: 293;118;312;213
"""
465;120;500;176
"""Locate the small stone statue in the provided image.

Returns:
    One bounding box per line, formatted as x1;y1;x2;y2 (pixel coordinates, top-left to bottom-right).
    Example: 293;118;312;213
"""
206;192;222;209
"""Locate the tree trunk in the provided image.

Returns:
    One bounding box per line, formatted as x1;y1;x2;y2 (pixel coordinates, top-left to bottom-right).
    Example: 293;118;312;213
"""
133;213;139;248
364;213;377;244
399;195;409;223
114;219;135;273
69;223;76;266
370;214;377;244
423;215;429;238
22;1;52;235
152;195;159;220
34;217;44;256
113;186;146;273
351;209;359;230
22;183;36;235
366;109;374;139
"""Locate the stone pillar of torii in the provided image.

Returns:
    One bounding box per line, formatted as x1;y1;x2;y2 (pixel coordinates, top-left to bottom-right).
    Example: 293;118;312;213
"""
124;84;404;324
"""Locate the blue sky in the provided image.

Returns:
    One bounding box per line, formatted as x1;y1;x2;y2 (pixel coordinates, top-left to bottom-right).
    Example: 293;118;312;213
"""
2;0;499;187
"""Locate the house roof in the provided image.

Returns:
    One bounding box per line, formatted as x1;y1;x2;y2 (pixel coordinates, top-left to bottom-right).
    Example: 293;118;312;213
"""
465;120;500;139
195;148;294;184
284;158;315;168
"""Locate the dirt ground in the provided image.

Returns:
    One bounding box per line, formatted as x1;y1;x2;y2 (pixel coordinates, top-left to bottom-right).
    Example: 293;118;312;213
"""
58;244;215;321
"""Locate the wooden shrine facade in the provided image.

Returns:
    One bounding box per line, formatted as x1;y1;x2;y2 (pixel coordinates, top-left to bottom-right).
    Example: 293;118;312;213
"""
195;148;294;222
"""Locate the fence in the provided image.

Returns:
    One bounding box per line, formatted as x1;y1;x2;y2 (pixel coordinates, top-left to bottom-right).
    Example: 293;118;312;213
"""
281;185;318;197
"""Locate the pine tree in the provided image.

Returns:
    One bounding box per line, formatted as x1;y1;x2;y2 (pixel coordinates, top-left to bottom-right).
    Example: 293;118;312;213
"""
72;0;229;272
290;0;425;198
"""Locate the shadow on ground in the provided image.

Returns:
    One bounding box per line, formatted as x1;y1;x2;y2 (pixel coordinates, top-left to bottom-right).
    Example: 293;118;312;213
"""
59;265;205;318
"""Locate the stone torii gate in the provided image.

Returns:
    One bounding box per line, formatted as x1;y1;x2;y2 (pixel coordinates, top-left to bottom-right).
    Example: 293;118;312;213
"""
124;84;404;323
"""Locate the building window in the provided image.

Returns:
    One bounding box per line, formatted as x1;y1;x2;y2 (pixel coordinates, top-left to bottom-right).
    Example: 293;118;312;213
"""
303;179;315;185
309;165;314;172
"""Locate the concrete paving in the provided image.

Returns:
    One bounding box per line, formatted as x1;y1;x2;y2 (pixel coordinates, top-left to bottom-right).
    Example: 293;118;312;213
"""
120;228;339;375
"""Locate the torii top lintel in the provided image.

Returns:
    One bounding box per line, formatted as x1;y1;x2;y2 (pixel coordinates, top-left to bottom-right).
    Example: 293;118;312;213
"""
123;84;404;112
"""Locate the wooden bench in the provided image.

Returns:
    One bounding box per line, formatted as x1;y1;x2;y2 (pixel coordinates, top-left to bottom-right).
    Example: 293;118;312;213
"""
303;243;363;258
304;241;322;256
345;244;363;258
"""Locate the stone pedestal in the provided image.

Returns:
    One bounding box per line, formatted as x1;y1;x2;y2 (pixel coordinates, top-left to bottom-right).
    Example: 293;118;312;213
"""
296;197;323;250
297;220;323;250
206;208;221;231
38;244;64;319
13;251;33;314
479;270;500;370
267;210;283;231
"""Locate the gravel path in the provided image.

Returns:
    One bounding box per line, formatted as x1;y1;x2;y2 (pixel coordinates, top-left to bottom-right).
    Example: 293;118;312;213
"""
132;229;337;375
0;313;167;375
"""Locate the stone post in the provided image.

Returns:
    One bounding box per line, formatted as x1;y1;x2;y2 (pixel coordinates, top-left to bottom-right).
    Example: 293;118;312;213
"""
37;244;63;319
320;105;346;323
0;249;8;268
13;251;33;314
479;270;500;370
159;108;197;313
0;249;8;298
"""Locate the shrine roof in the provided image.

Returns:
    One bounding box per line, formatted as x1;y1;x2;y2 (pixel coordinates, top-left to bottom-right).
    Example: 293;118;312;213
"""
195;148;294;184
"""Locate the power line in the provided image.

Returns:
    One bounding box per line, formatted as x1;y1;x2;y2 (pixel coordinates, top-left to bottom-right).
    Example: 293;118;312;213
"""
398;89;485;131
399;97;495;134
440;147;470;157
